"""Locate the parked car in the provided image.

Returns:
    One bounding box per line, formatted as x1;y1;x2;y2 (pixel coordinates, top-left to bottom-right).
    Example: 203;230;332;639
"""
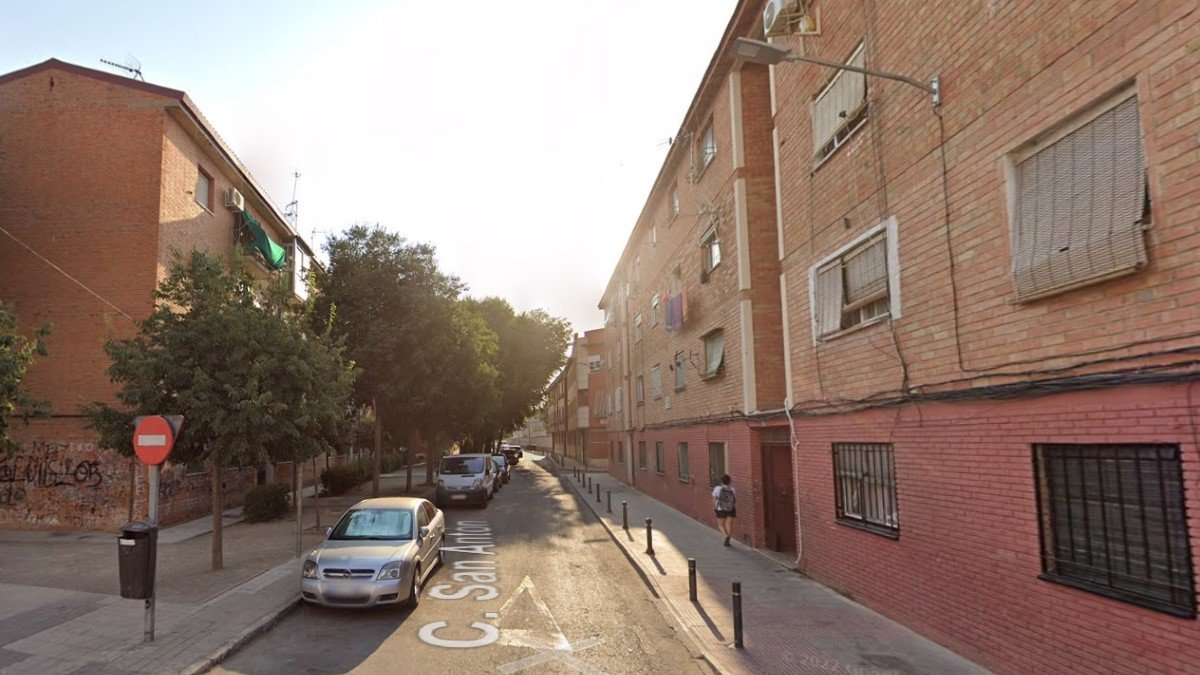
301;497;444;609
435;453;497;507
501;447;520;466
491;454;511;484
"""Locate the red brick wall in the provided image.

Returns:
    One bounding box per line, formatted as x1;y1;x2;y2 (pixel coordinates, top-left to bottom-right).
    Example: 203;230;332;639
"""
791;384;1200;672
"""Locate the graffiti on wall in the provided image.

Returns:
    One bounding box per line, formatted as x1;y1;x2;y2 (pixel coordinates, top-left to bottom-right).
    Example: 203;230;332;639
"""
0;441;123;528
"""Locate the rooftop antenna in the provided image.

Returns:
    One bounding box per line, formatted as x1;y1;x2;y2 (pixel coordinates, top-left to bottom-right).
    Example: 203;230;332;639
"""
283;170;301;229
100;54;143;81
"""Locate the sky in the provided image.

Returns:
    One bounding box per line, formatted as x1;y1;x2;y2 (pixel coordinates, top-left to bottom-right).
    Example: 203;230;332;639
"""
1;1;737;334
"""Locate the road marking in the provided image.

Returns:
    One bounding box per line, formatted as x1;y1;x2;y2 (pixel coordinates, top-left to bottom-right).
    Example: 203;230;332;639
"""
495;575;607;674
498;575;568;650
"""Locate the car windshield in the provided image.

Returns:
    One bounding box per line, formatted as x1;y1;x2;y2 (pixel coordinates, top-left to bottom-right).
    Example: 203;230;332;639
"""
329;508;413;540
440;456;485;475
492;457;504;468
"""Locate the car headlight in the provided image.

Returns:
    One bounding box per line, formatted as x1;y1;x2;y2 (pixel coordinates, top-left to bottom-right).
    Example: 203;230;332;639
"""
302;560;319;579
472;478;483;489
377;561;404;580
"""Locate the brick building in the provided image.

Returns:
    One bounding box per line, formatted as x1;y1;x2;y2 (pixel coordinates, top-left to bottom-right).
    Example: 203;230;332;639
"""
601;0;1200;671
548;329;610;467
0;59;317;530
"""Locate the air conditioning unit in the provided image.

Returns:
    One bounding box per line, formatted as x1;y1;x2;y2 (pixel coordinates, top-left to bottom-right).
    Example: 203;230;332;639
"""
224;187;245;212
763;0;819;37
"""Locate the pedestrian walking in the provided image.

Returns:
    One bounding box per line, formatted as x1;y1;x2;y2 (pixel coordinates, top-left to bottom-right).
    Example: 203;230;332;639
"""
712;474;736;546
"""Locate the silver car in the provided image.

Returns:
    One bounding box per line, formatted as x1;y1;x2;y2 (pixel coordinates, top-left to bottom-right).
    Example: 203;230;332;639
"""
301;497;445;609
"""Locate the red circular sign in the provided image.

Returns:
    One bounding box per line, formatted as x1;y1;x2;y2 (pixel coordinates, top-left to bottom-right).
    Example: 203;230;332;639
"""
133;416;175;465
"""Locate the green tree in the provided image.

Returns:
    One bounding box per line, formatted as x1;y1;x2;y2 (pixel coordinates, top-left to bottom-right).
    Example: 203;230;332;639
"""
0;302;49;453
86;251;356;570
314;225;472;493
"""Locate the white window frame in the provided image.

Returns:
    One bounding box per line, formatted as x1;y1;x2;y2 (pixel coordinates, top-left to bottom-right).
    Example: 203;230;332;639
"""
808;216;901;345
634;314;643;342
1004;86;1148;302
674;350;686;391
635;376;645;405
812;43;868;168
702;329;725;380
701;226;722;274
650;294;660;327
699;120;717;170
670;184;680;219
650;364;662;400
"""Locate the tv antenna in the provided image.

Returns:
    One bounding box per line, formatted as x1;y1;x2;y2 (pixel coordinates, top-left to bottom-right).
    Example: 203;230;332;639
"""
283;170;301;229
99;55;143;81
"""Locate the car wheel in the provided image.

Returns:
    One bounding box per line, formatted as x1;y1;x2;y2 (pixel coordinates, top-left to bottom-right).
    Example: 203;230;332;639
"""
407;564;422;609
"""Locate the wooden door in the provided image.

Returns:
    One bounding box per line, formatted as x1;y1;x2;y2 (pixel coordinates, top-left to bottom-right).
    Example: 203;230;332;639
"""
762;444;797;553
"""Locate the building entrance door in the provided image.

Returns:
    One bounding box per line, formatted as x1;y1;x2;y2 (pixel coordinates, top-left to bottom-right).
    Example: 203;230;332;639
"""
761;443;797;553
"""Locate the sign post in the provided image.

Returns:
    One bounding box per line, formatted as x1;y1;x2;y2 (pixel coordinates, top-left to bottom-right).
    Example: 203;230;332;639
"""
132;415;181;643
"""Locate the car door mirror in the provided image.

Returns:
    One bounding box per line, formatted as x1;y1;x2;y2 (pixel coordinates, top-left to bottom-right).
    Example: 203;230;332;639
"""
418;526;430;540
325;527;332;537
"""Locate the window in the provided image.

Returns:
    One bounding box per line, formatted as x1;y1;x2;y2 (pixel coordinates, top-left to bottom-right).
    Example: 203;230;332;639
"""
701;226;722;276
677;443;690;482
812;43;867;164
196;166;214;211
1011;94;1148;301
638;442;646;469
635;375;645;406
650;364;662;400
699;121;717;169
655;442;665;474
634;314;643;342
702;330;724;379
811;218;899;341
674;351;686;391
670;184;680;218
614;385;623;413
1034;444;1195;618
617;441;624;464
707;442;726;487
588;355;601;373
832;443;899;537
651;294;660;327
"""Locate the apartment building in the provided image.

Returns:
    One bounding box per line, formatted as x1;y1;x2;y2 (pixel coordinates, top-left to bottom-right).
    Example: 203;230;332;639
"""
548;329;610;467
600;1;794;554
0;59;315;530
603;0;1199;670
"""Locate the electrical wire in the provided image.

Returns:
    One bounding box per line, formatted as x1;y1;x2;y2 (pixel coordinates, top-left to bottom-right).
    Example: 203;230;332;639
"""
0;224;136;322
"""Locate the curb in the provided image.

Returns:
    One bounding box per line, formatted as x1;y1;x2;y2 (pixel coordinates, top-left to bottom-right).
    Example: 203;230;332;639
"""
543;459;724;674
181;594;301;675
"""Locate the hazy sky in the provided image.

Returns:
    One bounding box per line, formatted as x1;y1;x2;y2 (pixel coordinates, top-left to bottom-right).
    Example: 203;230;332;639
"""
2;1;736;333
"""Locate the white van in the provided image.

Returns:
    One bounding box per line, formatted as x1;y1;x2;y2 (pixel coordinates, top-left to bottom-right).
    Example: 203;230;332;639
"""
435;454;496;507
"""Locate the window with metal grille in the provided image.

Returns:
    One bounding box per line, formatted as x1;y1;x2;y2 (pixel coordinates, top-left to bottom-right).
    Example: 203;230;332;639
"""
655;442;665;474
814;230;892;339
678;443;690;482
1034;444;1195;618
832;442;899;537
638;441;646;469
708;442;726;487
1011;94;1148;301
812;43;867;164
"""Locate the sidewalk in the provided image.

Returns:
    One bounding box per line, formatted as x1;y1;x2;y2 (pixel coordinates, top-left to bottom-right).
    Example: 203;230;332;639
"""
0;467;433;674
548;457;988;675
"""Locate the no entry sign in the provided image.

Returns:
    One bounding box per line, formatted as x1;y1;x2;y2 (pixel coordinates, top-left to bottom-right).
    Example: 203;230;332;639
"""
133;416;176;466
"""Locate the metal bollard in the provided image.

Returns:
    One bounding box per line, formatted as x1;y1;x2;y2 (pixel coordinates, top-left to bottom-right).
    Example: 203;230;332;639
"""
732;581;744;649
622;501;628;530
595;482;601;503
588;476;593;492
645;518;655;555
688;558;697;602
606;490;612;513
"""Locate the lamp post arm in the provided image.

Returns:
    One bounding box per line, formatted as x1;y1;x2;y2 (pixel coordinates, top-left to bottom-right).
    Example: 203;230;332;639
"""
782;52;939;103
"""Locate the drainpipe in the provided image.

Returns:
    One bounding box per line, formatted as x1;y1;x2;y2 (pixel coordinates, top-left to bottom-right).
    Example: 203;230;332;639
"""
784;400;802;567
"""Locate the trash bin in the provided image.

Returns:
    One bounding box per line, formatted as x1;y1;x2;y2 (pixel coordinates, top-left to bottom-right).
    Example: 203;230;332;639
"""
117;521;157;599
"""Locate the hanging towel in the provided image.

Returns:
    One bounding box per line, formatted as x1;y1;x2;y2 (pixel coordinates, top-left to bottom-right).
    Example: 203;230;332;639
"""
681;288;689;323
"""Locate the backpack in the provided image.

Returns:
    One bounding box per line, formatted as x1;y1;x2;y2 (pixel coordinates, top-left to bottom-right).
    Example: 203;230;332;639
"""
717;486;735;511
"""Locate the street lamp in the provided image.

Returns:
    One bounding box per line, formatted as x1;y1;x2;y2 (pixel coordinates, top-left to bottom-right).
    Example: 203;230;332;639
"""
732;37;940;107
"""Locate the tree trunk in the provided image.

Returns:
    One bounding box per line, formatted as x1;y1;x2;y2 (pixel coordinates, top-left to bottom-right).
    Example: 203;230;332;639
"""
313;456;320;530
372;398;382;498
405;446;413;493
294;459;302;557
211;447;222;571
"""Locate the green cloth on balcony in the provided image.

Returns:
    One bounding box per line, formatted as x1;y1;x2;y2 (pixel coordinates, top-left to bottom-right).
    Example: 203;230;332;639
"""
239;210;287;270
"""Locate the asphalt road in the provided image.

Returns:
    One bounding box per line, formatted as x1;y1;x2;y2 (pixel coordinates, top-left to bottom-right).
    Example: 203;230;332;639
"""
215;456;708;675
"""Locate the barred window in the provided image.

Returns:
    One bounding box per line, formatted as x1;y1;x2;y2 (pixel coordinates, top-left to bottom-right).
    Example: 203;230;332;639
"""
1034;444;1195;617
678;442;690;482
1012;95;1148;301
655;442;665;474
832;442;899;537
708;442;726;487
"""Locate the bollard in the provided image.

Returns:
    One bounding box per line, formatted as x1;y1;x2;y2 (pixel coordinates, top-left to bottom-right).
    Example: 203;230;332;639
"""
606;490;612;514
645;518;655;555
595;482;601;503
622;501;628;530
732;581;744;649
588;476;593;492
688;558;697;602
